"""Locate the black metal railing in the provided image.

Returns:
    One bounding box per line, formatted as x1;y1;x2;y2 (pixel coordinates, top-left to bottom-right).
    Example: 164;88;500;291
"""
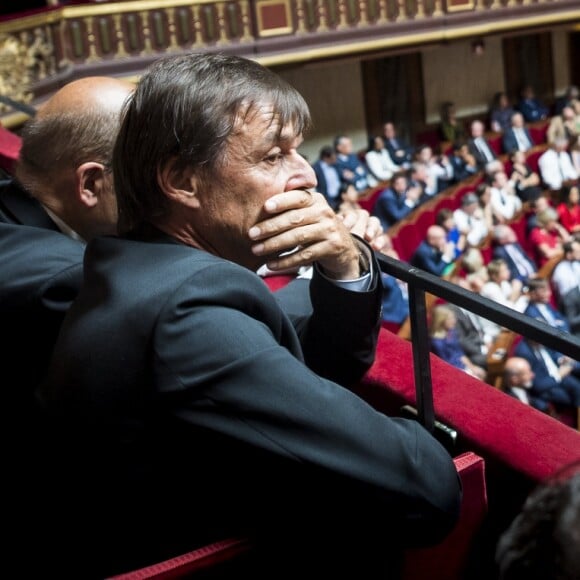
375;252;580;433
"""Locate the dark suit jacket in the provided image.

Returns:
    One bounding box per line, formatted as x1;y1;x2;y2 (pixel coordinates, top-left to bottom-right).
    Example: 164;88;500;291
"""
468;137;497;169
492;243;537;283
559;286;580;338
312;159;341;210
411;240;451;276
524;302;570;333
0;180;85;403
514;340;580;407
449;305;487;368
371;186;414;229
502;126;534;153
384;137;413;166
38;230;460;578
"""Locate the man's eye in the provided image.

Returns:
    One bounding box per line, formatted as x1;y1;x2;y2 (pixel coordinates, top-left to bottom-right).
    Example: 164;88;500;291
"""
265;153;283;163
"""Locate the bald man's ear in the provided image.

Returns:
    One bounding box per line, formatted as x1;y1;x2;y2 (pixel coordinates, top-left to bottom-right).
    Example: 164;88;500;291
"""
76;162;108;207
157;157;200;208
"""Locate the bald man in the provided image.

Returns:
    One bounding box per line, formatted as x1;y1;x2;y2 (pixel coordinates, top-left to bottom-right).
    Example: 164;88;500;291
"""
0;76;134;403
1;76;134;574
410;224;456;276
502;357;549;412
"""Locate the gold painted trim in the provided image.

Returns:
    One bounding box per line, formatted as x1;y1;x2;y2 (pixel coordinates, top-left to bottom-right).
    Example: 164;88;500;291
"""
445;0;475;13
255;0;293;37
257;8;580;66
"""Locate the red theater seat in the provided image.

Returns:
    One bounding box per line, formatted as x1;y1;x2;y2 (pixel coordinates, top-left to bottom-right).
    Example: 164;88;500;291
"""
0;125;21;173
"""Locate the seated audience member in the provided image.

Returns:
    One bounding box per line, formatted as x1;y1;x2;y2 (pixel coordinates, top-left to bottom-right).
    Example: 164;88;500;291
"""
554;84;580;115
516;84;549;123
378;237;409;327
514;338;580;410
429;304;486;380
312;144;341;211
37;53;461;579
538;138;579;194
436;207;465;259
496;464;580;580
481;258;528;313
491;224;538;283
547;105;579;148
371;171;421;229
0;76;135;576
449;139;478;182
382;121;414;168
453;191;490;247
468;119;498;170
551;239;580;338
556;183;580;235
438;101;466;144
475;181;495;231
414;143;454;195
448;304;490;370
501;357;549;412
364;135;399;184
0;76;134;406
489;91;515;134
462;270;503;343
524;278;570;333
460;247;487;278
526;194;551;234
489;169;523;223
529;207;571;267
508;149;543;202
410;224;456;276
334;134;370;192
336;182;362;215
502;112;534;154
571;135;580;175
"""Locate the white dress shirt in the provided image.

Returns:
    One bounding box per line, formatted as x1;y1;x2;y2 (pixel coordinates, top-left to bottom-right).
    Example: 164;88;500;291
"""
538;148;579;190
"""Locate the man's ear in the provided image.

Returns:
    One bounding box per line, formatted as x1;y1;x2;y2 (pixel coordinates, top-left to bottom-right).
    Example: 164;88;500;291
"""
76;162;107;208
157;157;200;208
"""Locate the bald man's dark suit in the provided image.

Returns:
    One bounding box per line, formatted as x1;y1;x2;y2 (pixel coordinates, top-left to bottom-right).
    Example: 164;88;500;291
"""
0;180;85;401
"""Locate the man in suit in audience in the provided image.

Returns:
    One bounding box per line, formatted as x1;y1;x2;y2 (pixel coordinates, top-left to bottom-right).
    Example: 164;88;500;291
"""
410;224;456;276
37;54;461;579
502;112;534;154
0;76;135;577
491;224;538;283
449;304;489;369
551;239;580;338
468;119;498;170
514;338;580;410
524;278;570;333
371;171;421;229
382;121;414;168
312;145;341;211
502;357;549;412
0;76;135;406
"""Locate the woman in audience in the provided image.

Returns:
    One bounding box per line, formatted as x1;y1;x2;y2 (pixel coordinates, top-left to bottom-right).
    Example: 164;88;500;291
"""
529;207;571;267
481;258;528;313
438;101;465;143
364;135;399;184
556;183;580;235
429;304;486;380
475;181;495;233
508;149;543;203
336;182;362;215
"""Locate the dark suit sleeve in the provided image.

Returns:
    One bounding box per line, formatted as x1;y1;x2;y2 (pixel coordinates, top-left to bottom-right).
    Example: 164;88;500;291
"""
154;266;461;547
273;243;382;386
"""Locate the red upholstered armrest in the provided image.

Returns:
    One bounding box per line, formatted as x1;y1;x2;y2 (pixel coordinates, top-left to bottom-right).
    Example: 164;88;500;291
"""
402;452;487;580
108;537;252;580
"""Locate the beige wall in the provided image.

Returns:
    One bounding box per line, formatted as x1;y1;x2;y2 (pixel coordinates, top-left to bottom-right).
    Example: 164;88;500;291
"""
422;37;505;125
278;61;367;163
280;29;571;163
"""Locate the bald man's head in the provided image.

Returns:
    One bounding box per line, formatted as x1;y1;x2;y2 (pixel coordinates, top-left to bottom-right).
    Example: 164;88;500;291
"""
17;76;135;183
504;357;534;389
426;225;447;249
